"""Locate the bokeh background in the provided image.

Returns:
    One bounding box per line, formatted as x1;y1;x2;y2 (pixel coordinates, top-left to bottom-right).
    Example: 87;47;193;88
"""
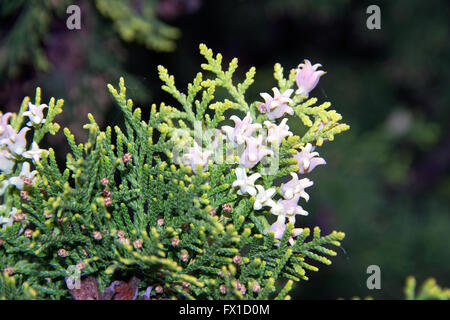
1;0;449;299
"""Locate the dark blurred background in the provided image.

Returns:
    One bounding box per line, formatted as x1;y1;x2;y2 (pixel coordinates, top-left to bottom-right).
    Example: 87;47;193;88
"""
1;0;449;299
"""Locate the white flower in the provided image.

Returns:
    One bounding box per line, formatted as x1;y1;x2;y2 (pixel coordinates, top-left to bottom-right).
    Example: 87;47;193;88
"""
239;135;274;169
8;162;37;190
265;215;304;246
293;143;326;174
266;215;286;240
270;195;309;224
23;102;47;126
232;167;261;196
0;148;15;174
280;172;314;201
264;118;293;145
295;60;326;98
2;127;30;156
23;142;46;163
259;88;294;120
253;185;276;210
222;112;262;146
182;141;213;173
0;113;15;142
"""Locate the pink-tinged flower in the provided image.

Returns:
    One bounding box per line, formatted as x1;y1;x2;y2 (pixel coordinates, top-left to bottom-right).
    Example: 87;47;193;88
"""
295;60;326;98
293;143;326;174
270;194;308;224
2;127;30;156
23;142;46;163
280;172;314;201
266;215;286;240
266;215;304;246
253;185;277;210
182;141;213;173
222;112;261;146
9;162;37;190
259;88;294;120
23;102;47;126
239;135;274;169
0;149;15;174
232;167;261;197
0;113;15;141
264;118;293;145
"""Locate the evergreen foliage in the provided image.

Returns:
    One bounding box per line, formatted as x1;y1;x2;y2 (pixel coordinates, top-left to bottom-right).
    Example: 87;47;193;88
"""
404;276;450;300
0;44;348;299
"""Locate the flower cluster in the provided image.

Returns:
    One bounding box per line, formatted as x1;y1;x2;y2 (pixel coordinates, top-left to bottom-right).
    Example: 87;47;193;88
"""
0;103;47;228
231;140;324;245
258;59;326;118
0;45;348;300
183;60;327;246
223;61;325;245
181;59;326;174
